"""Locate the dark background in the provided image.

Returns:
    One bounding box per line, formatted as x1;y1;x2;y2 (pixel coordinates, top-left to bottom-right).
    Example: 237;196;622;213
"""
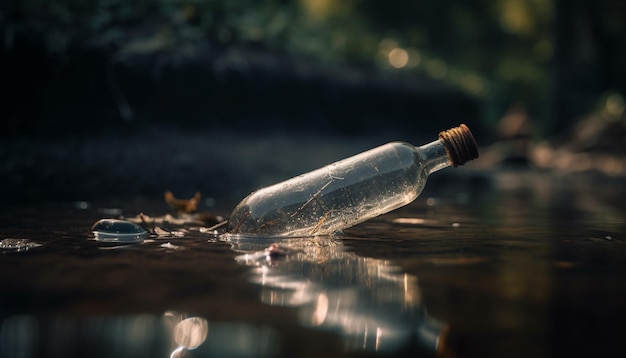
1;0;625;204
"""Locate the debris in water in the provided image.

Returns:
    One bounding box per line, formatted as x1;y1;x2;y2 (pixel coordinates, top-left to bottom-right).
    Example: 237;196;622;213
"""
154;227;185;237
165;191;202;214
154;226;170;236
235;243;301;265
0;239;42;252
91;218;149;243
127;212;223;228
205;220;228;231
161;242;181;250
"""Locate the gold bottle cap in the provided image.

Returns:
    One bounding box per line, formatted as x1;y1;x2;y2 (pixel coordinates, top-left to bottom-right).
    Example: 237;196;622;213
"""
439;124;479;167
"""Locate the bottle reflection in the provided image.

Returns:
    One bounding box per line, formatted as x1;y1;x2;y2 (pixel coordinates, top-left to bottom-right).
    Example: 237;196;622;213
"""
165;313;209;358
0;313;277;358
228;235;447;355
162;311;278;358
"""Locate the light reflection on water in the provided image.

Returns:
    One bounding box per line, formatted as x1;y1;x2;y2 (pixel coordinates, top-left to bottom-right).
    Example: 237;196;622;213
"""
0;233;443;357
227;234;444;354
0;313;278;358
0;227;444;357
1;169;625;357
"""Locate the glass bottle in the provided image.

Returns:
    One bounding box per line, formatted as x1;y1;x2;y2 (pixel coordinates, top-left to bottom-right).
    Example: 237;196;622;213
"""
227;124;478;237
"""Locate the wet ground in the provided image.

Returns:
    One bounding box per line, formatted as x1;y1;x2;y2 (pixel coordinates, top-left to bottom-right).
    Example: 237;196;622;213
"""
1;158;625;357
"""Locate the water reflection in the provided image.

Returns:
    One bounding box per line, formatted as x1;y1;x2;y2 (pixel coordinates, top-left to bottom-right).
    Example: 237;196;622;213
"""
227;234;446;354
0;313;277;358
168;315;208;357
164;312;277;358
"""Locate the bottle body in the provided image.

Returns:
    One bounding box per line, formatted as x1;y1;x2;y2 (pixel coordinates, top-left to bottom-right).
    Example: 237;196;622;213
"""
227;124;478;237
228;141;447;237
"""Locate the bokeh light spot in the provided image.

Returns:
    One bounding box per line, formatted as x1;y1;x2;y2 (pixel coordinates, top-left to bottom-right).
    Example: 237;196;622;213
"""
606;93;625;116
388;48;409;68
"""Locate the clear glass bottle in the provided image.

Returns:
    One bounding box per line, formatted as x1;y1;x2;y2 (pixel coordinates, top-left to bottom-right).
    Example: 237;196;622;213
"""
227;124;478;237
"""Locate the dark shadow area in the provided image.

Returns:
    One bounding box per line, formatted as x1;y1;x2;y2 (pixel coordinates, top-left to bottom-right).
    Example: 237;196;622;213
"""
1;44;478;137
1;0;625;204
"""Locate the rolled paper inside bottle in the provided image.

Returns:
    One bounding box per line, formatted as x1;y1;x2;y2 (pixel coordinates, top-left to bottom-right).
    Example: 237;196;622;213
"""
438;124;479;167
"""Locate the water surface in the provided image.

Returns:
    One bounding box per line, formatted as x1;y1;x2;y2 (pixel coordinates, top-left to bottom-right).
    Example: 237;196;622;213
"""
1;169;625;357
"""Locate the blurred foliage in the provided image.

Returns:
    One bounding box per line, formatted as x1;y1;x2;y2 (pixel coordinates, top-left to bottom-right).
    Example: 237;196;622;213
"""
2;0;625;136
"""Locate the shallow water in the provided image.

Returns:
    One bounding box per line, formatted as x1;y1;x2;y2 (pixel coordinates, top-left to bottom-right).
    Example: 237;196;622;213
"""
1;169;625;357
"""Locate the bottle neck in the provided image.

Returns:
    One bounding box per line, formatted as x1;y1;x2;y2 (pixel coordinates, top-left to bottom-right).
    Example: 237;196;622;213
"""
417;139;453;175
